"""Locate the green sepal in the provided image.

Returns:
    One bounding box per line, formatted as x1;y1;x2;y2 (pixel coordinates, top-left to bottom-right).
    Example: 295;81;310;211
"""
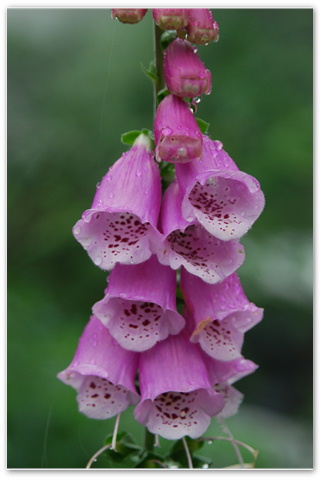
102;432;142;468
156;87;170;105
135;452;167;468
141;60;158;83
160;30;177;51
121;128;154;147
196;117;211;135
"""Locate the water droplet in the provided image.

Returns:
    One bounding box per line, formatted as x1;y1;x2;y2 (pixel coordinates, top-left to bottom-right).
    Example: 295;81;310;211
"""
162;127;173;135
216;141;223;150
187;216;193;222
136;170;142;177
82;237;92;247
194;96;201;104
177;124;183;130
193;46;198;53
106;175;113;182
94;257;102;266
199;71;205;79
73;226;81;235
96;182;100;189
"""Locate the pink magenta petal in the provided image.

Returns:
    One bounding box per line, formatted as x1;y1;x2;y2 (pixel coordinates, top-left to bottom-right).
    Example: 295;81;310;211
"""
73;135;163;270
92;256;185;352
134;331;224;440
154;94;202;164
164;38;212;98
181;269;263;360
156;182;245;283
186;9;219;44
152;8;189;30
57;316;139;419
176;135;265;241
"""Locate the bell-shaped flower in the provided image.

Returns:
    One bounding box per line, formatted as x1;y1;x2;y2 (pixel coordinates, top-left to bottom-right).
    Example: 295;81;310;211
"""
181;268;263;361
204;354;258;418
155;181;245;284
134;329;225;440
72;134;162;270
186;9;219;44
92;255;185;352
164;38;212;98
154;94;203;164
111;9;148;24
152;8;189;31
57;316;140;420
175;134;265;241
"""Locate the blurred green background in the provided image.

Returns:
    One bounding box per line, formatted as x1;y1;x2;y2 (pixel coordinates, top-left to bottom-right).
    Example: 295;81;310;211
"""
7;8;313;469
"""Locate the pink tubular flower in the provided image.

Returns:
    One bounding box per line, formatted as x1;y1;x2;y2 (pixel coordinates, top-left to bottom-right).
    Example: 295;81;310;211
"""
57;316;140;420
155;181;245;284
134;330;225;440
154;94;202;164
164;38;212;98
175;135;265;241
92;255;185;352
72;134;162;270
186;9;219;44
111;9;148;24
152;8;189;31
181;268;263;361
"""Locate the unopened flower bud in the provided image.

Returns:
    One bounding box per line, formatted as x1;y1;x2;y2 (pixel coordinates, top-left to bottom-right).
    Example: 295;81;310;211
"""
154;94;202;164
187;9;219;44
164;38;212;98
152;8;189;30
111;8;148;24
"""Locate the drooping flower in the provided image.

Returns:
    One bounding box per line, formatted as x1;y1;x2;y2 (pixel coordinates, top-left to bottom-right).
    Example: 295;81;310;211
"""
164;38;212;98
57;316;140;420
152;8;189;31
175;134;265;241
155;181;245;284
181;268;263;361
92;255;185;352
134;329;225;440
154;94;203;164
186;9;219;44
111;9;148;24
72;134;162;270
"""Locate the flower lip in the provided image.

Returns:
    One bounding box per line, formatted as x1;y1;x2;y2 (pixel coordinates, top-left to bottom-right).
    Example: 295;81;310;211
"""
186;9;219;44
152;8;189;30
111;8;148;24
175;135;265;241
92;256;185;352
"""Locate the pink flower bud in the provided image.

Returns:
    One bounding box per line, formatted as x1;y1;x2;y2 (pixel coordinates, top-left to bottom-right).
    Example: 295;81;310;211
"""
111;8;147;24
164;38;212;98
154;94;202;163
187;9;219;44
152;8;189;30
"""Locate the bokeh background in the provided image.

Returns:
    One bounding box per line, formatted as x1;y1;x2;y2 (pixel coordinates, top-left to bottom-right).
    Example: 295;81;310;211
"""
7;8;313;469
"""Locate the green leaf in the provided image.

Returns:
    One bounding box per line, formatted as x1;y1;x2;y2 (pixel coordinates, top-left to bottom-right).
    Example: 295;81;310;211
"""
169;438;206;468
141;60;158;83
196;117;210;134
160;30;177;51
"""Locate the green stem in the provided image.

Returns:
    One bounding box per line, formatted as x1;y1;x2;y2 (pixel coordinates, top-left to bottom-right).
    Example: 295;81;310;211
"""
153;24;165;113
144;428;155;452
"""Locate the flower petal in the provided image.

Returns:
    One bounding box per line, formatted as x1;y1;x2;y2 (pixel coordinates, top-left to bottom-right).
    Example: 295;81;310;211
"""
176;135;265;241
73;136;162;270
57;316;140;419
92;256;185;352
156;182;245;283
